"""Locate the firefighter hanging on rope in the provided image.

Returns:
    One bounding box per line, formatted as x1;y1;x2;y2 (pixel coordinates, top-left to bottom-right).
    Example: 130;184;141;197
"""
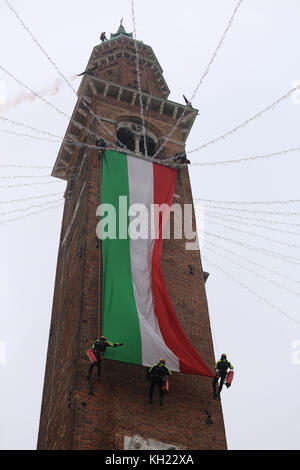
169;152;191;168
212;353;234;399
148;359;172;406
86;336;123;385
96;138;107;159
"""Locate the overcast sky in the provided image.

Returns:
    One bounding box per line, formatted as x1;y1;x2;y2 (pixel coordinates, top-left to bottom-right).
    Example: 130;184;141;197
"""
0;0;300;450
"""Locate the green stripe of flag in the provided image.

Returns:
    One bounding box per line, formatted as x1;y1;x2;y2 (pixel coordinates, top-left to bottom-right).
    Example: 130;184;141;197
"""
101;151;143;365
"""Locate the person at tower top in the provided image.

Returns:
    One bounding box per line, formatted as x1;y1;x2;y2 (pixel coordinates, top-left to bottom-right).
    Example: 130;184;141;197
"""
100;32;107;42
96;138;107;158
87;336;123;383
212;354;234;399
170;152;191;167
148;359;172;406
183;94;192;107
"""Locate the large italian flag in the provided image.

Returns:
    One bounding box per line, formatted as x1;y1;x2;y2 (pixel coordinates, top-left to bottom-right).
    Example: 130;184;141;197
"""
101;150;213;377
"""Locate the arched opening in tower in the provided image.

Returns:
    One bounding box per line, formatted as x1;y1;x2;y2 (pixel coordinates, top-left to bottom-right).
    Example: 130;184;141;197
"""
139;135;156;157
117;127;157;157
117;128;135;152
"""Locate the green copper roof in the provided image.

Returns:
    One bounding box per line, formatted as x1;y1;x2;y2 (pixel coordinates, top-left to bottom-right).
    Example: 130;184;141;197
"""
110;19;133;39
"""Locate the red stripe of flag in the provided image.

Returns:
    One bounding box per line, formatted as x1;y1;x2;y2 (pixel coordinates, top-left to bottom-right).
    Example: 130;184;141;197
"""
151;163;213;376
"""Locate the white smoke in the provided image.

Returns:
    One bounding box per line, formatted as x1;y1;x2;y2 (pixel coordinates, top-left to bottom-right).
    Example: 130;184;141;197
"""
0;75;77;111
0;81;6;105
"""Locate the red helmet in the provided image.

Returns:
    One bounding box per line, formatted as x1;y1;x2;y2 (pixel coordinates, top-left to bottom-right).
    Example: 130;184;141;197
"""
100;336;107;341
221;354;227;360
159;358;166;364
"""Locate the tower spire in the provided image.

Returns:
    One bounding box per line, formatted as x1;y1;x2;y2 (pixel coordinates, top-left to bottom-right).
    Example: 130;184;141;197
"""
110;19;133;39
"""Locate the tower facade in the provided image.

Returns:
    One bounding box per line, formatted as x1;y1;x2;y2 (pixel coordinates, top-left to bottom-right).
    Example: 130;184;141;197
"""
37;24;227;450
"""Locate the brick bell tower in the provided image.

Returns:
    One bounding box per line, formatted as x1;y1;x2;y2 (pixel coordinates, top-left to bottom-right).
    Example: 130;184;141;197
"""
37;22;227;450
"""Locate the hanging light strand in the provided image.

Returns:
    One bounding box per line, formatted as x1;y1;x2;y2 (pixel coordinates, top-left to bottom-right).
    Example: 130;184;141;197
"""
2;0;130;151
0;173;66;180
190;145;300;164
0;201;63;227
0;115;120;155
200;209;300;236
195;207;300;228
194;201;300;217
188;85;300;155
0;64;117;150
0;126;117;156
203;243;300;299
193;196;300;206
204;216;300;249
153;0;244;159
131;1;148;157
0;127;61;143
0;197;63;218
3;0;76;95
202;230;300;266
202;253;300;326
0;180;64;189
202;235;300;287
0;115;63;140
0;191;64;205
0;163;52;170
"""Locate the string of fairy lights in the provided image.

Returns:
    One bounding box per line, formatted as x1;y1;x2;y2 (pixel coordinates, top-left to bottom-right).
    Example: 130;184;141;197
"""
199;236;300;287
201;254;300;326
2;0;130;153
202;230;300;266
194;202;300;217
0;197;64;218
0;63;114;151
199;210;300;236
0;191;64;205
0;0;299;338
0;180;63;189
198;209;300;228
152;0;245;159
194;197;300;206
0;115;114;151
203;217;300;249
187;83;300;155
131;0;148;157
0;201;64;227
190;146;300;166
